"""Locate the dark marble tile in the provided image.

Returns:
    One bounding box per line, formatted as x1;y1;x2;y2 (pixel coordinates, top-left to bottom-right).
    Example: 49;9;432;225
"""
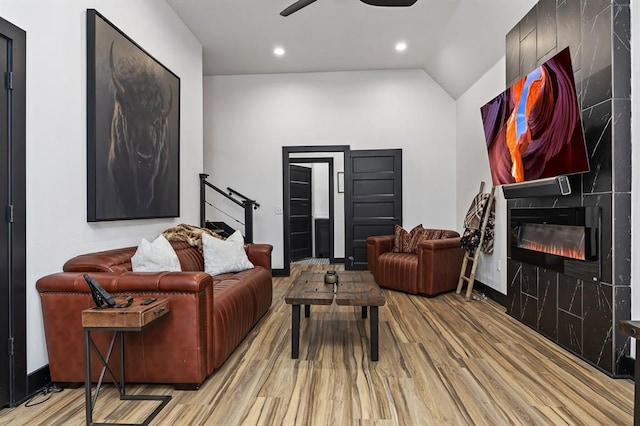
614;286;632;376
581;7;612;109
582;0;611;23
581;101;612;194
558;309;583;355
553;176;584;208
507;260;522;317
521;263;538;298
536;0;557;59
506;26;521;85
612;100;631;192
613;193;631;286
537;268;558;339
613;0;630;4
558;275;583;317
558;0;582;72
521;294;538;328
583;281;613;373
612;6;631;100
573;68;585;110
536;48;557;68
520;4;537;41
520;29;538;76
583;193;612;284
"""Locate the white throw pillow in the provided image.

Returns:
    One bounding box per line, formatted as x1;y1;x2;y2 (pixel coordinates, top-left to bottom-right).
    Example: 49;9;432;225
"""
131;235;182;272
203;230;254;276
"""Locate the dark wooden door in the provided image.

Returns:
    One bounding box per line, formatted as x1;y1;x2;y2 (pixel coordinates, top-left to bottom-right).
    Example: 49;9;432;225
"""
345;149;402;270
289;165;312;261
0;17;27;407
0;30;9;409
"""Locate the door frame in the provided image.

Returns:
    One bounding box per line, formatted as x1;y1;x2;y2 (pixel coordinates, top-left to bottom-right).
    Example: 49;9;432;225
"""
0;16;27;407
281;145;349;277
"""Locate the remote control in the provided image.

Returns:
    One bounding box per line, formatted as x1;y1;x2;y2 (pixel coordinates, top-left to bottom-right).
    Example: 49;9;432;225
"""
140;297;157;306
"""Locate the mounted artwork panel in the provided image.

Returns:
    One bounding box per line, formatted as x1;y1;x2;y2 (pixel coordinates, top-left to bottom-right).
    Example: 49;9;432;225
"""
86;9;180;221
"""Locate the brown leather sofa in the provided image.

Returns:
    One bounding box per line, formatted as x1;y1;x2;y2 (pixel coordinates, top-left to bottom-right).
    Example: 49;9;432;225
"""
367;230;463;296
36;240;273;389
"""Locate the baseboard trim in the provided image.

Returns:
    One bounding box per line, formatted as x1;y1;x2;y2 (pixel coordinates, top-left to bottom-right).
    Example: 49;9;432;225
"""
473;280;508;307
8;364;55;406
272;268;288;277
28;364;51;394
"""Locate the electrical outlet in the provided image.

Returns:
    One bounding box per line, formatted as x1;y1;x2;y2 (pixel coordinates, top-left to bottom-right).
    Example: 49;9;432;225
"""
496;260;502;271
275;206;283;215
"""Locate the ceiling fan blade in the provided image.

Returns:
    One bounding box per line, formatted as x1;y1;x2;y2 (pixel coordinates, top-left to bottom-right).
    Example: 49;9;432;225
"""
359;0;418;6
280;0;319;16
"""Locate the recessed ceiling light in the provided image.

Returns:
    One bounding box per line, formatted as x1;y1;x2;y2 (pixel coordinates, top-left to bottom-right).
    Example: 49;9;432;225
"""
395;42;407;52
274;47;285;57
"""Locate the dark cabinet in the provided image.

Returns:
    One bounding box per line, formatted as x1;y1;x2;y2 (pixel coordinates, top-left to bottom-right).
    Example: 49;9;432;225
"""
315;218;330;258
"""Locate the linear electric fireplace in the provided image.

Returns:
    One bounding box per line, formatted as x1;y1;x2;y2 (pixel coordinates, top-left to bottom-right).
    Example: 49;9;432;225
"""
509;207;600;282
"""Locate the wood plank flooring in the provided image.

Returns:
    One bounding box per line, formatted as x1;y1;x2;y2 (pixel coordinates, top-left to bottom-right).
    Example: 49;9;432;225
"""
0;264;634;425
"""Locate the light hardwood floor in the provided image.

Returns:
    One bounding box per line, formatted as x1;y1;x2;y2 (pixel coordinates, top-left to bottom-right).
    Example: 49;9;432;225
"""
0;264;634;425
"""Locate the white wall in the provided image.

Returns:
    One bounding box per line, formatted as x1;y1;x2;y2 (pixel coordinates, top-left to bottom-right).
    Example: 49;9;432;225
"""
204;69;457;269
0;0;203;373
455;57;508;294
311;163;330;219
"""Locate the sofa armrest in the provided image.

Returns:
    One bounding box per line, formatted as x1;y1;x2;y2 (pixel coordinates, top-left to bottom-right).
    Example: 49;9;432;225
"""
245;244;273;273
416;237;464;296
366;235;394;278
418;237;462;251
36;271;215;386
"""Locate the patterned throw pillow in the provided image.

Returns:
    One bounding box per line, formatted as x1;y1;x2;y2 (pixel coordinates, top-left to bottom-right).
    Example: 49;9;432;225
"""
392;224;425;253
421;229;446;241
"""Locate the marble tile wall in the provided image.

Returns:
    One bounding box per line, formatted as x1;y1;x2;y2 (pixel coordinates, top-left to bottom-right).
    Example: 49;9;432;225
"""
504;0;631;377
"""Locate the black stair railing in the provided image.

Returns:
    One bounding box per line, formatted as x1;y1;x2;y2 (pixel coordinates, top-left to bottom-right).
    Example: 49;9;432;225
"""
199;173;260;243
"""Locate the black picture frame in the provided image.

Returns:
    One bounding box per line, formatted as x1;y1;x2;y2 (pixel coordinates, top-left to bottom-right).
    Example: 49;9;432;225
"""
86;9;180;221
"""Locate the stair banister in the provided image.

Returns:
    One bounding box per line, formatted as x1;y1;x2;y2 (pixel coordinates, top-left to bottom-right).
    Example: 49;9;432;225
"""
200;173;259;243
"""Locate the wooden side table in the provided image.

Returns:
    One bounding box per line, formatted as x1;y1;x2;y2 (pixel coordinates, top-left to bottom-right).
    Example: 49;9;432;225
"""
82;298;171;426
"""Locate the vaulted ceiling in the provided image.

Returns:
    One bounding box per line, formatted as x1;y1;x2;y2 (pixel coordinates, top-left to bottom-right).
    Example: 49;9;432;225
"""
166;0;537;99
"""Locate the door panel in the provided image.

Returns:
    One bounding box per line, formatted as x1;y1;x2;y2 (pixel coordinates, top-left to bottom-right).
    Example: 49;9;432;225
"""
345;149;402;270
289;165;312;261
0;33;10;408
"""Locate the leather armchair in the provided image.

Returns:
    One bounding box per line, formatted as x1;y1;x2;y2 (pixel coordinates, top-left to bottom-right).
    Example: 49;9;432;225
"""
367;230;464;296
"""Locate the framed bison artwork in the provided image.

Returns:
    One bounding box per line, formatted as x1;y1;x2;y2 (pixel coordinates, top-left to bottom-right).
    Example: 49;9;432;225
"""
86;9;180;221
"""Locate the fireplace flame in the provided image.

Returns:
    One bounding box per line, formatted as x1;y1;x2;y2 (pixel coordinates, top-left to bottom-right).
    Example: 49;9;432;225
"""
518;240;585;260
516;223;586;261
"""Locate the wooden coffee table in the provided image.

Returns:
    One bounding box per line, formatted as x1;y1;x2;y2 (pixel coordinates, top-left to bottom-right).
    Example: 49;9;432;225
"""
284;270;385;361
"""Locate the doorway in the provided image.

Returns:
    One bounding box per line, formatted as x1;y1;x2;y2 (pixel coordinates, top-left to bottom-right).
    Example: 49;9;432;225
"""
0;16;27;407
282;146;348;277
289;158;336;265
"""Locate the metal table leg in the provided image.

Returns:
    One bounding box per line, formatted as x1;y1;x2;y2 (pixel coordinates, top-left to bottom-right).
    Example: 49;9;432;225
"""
370;306;379;361
292;304;301;359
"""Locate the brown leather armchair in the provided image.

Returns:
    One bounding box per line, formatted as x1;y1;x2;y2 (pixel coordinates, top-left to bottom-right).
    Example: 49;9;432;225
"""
367;229;464;296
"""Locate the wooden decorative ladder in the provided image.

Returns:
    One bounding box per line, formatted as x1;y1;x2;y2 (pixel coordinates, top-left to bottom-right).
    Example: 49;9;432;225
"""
456;182;495;301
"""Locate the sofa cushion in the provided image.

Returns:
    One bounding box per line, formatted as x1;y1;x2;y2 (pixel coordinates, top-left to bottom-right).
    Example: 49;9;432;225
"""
203;231;254;276
131;235;182;272
392;224;425;254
